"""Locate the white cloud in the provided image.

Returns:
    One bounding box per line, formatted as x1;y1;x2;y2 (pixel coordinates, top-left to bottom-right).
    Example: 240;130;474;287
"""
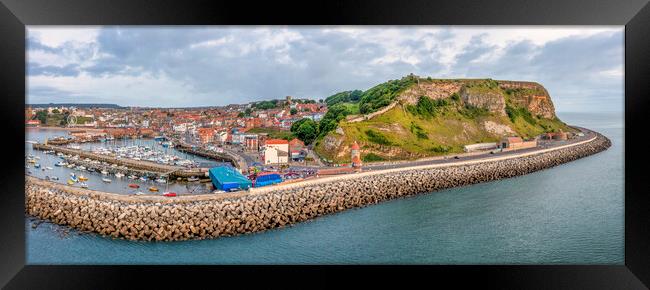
26;26;624;113
28;26;101;47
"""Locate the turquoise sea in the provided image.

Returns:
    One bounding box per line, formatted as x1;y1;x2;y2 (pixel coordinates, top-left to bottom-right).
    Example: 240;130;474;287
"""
26;112;624;264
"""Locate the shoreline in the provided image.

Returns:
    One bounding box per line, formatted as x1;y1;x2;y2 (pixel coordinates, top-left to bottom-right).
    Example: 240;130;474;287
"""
25;129;612;241
26;126;107;132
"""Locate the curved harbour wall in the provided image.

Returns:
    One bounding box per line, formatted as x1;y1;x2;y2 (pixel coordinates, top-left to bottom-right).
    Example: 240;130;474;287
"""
26;133;611;241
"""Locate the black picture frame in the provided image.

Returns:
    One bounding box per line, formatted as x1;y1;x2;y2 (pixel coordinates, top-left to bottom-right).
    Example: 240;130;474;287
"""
1;0;648;288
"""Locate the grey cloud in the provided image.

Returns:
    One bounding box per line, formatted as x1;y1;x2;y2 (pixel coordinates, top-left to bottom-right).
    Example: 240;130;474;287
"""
27;27;622;112
28;63;80;77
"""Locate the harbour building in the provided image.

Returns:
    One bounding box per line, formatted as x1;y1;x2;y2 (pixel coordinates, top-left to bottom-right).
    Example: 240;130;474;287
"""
208;166;252;192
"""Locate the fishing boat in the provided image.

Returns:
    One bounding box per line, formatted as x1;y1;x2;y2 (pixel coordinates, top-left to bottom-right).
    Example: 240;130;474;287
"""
78;166;86;170
101;170;109;175
139;176;148;182
67;179;75;185
27;159;36;164
148;186;159;192
101;178;112;183
114;172;124;178
45;166;53;170
187;176;199;182
155;178;166;184
25;165;30;169
163;192;177;197
34;163;41;168
55;161;67;167
78;175;88;181
128;183;140;188
49;176;59;181
80;182;88;188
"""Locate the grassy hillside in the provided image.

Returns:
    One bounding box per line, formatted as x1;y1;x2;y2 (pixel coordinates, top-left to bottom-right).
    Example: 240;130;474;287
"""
314;94;572;163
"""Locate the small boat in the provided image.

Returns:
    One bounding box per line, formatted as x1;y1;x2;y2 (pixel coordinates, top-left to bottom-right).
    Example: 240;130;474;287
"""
148;186;159;192
49;176;59;181
78;175;88;181
67;164;75;168
34;156;40;160
101;178;112;183
34;163;41;168
128;184;140;188
134;191;145;195
45;166;53;170
25;165;30;169
27;159;36;164
55;161;67;167
114;172;124;178
187;176;199;182
163;192;177;197
67;179;75;185
128;175;138;179
101;170;109;175
79;166;86;170
139;176;148;182
80;182;88;188
155;178;166;183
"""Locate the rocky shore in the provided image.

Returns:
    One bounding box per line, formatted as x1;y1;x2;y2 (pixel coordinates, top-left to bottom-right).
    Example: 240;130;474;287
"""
25;132;611;241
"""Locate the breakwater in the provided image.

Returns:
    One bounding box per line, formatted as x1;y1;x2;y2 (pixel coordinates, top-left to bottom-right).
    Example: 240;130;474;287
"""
32;143;206;179
25;132;611;241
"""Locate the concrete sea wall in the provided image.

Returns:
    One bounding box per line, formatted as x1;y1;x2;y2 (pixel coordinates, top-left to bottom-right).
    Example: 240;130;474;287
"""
26;133;611;241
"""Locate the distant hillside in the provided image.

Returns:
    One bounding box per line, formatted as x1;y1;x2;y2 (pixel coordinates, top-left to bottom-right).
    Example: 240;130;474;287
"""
27;103;124;109
315;75;574;163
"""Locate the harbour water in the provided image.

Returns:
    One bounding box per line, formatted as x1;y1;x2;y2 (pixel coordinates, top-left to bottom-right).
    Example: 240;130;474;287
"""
25;128;230;195
26;112;624;264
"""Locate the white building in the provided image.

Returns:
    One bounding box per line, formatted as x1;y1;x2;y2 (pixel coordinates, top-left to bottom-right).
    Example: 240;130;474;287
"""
215;131;229;143
263;139;289;164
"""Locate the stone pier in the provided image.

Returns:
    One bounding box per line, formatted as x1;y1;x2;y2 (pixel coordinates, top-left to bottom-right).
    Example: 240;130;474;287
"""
25;132;611;241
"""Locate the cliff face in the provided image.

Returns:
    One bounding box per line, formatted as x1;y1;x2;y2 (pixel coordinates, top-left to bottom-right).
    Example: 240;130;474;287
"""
459;85;506;116
498;81;556;119
396;79;556;119
315;77;568;163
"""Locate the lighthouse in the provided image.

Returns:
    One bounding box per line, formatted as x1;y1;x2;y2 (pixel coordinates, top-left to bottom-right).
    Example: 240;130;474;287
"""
351;141;362;169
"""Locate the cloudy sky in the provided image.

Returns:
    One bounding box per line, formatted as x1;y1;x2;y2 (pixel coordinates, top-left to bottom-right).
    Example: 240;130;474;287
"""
27;26;623;113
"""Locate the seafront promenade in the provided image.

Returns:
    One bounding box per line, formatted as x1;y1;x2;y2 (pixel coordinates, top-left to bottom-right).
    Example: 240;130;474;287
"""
25;129;611;241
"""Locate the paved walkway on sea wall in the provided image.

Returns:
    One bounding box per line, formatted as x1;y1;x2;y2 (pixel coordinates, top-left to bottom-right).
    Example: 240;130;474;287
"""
25;131;611;241
29;132;600;203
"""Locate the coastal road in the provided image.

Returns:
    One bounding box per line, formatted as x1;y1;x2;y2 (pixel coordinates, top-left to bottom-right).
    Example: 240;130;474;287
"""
358;127;595;171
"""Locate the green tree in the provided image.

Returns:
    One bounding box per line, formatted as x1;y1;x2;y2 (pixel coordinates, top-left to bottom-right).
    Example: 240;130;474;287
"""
290;108;298;115
294;120;318;145
35;111;48;124
52;109;60;114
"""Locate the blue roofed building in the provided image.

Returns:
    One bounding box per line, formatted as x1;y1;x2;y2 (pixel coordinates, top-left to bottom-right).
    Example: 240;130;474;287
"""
208;166;252;192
